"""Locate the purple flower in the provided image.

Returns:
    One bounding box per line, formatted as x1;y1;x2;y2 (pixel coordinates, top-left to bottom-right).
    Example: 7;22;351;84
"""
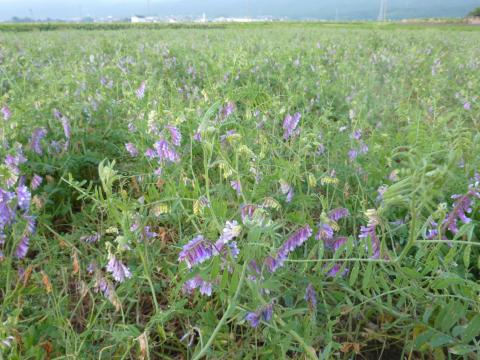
359;224;380;259
16;185;31;211
193;132;202;142
30;128;47;155
279;180;293;203
464;102;471;111
5;153;27;176
145;148;156;159
348;149;358;161
136;81;146;99
328;208;349;222
266;225;312;272
219;101;235;121
53;109;62;120
245;304;274;328
94;273;113;298
325;263;349;277
241;204;257;224
360;141;369;154
80;233;101;243
278;225;312;257
49;140;63;154
443;186;480;234
15;236;30;259
230;180;242;195
167;125;182;146
153;139;180;163
1;105;11;121
128;122;136;132
141;226;157;241
24;214;36;234
30;174;42;190
0;189;16;229
264;255;281;272
245;312;261;328
282;112;301;140
182;275;213;296
327;236;347;252
60;116;71;140
351;130;362;140
305;284;317;308
178;235;213;269
317;143;325;155
217;220;242;245
125;143;139;157
106;254;132;282
315;223;334;241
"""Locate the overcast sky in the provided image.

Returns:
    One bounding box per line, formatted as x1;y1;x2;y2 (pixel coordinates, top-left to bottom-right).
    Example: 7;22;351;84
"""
1;0;479;20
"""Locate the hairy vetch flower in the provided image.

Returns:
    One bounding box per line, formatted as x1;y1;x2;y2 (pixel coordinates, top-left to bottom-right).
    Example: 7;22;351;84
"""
60;115;71;140
325;263;349;277
136;81;146;99
80;233;101;243
30;128;47;155
219;101;235;121
282;112;301;140
230;180;242;195
266;225;312;272
316;223;334;241
193;131;202;142
305;284;317;308
359;209;381;259
0;189;16;229
217;220;242;245
24;214;36;234
182;275;213;296
245;304;274;328
153;139;180;163
328;208;349;222
167;125;182;146
278;225;312;258
15;236;30;259
279;179;294;202
1;105;11;121
16;185;31;211
30;174;43;190
178;235;213;269
106;255;132;282
125;143;139;157
443;184;480;234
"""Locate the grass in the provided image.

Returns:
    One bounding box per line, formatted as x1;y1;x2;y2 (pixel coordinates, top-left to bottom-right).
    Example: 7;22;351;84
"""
0;22;479;359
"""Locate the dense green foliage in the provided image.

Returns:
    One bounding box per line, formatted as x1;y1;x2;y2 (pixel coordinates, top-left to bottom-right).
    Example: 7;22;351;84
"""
0;24;479;359
468;7;480;17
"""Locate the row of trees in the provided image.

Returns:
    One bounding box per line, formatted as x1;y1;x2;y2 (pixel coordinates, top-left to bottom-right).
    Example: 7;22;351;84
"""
468;7;480;17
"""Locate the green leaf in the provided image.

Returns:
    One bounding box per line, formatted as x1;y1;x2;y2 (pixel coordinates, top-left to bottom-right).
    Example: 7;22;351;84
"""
349;261;360;286
439;303;465;332
362;262;373;291
429;333;453;348
463;244;471;269
462;314;480;343
449;345;476;355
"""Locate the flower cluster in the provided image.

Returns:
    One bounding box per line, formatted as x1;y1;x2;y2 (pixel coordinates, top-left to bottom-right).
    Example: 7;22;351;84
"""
245;304;273;328
282;112;301;140
265;225;312;272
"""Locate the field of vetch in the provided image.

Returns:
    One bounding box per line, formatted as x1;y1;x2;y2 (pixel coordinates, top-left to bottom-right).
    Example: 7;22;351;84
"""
0;23;480;359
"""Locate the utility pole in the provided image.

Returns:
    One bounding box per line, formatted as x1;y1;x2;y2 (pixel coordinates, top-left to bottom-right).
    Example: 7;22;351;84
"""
377;0;387;21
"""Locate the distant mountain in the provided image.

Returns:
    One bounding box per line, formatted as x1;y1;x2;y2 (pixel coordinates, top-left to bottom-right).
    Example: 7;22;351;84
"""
152;0;480;20
1;0;479;21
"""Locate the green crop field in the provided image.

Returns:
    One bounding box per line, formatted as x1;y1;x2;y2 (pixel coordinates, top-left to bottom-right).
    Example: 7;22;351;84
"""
0;23;479;359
